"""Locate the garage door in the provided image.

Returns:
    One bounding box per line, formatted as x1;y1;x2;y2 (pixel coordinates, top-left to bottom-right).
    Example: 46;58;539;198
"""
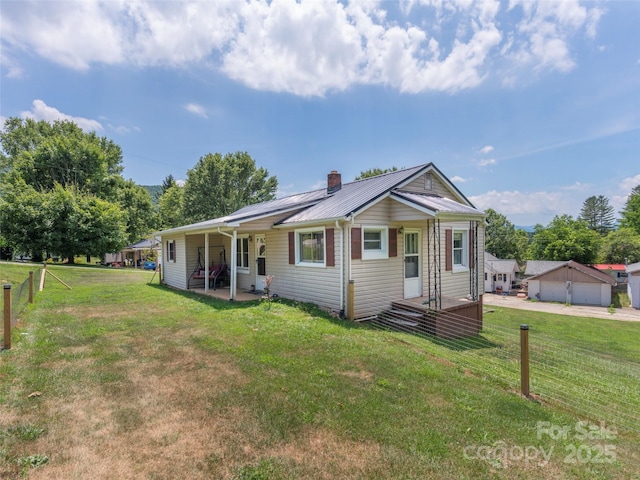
540;282;566;303
572;283;602;305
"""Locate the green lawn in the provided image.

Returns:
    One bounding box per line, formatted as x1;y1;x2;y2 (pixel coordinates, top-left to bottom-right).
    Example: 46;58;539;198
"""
1;265;638;479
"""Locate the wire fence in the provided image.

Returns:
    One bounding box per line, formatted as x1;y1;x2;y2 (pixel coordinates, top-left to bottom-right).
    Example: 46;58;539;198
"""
1;267;42;347
368;312;640;435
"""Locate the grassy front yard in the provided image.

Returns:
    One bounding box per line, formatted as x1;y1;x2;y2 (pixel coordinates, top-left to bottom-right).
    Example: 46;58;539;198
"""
1;265;638;479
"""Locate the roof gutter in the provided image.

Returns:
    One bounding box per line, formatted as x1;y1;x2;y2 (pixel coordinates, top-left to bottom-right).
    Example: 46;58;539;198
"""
272;216;348;229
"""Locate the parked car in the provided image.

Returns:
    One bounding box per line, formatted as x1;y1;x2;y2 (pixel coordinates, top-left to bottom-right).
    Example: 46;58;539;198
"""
143;261;156;270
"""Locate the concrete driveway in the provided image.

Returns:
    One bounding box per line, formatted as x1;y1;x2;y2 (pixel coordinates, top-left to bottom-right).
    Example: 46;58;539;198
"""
482;293;640;322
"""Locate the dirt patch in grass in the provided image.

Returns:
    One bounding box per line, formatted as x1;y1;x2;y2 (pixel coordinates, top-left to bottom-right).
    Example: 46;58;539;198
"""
19;344;256;479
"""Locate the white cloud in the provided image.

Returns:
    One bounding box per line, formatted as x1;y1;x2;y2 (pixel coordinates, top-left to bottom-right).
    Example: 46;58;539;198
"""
185;103;208;119
480;145;494;154
20;100;103;132
619;174;640;194
562;181;590;191
477;158;496;167
0;0;603;96
450;175;468;182
470;189;568;218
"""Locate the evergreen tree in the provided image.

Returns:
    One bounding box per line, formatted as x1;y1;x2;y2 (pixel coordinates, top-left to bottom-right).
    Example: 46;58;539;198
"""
578;195;615;235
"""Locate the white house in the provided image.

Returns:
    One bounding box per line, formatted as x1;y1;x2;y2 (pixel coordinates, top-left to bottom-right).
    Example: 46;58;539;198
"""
484;252;520;294
626;262;640;309
526;260;616;307
156;163;485;326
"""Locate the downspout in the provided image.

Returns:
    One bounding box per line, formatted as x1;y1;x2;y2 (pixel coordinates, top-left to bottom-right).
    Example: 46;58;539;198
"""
217;227;236;301
204;232;210;293
336;220;344;317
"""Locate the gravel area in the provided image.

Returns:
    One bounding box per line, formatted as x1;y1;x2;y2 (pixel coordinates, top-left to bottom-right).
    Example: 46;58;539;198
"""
482;293;640;322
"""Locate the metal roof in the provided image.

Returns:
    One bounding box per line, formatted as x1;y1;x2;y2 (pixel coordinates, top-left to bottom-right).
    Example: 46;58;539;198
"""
626;262;640;274
526;260;616;285
485;259;520;274
391;190;484;216
157;163;482;235
276;164;430;225
157;189;327;235
524;260;566;276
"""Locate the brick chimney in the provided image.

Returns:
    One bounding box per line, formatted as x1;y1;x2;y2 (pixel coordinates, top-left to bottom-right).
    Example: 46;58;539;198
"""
327;170;342;194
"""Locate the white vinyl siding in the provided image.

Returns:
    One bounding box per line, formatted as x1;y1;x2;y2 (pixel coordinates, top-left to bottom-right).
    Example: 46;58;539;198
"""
265;227;343;313
438;221;483;301
162;235;187;289
351;203;402;318
402;173;457;199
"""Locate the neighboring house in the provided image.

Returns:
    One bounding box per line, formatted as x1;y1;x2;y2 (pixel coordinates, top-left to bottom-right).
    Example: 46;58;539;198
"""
105;237;161;267
526;260;616;307
593;264;628;285
484;252;520;294
523;260;565;278
626;262;640;309
157;163;485;326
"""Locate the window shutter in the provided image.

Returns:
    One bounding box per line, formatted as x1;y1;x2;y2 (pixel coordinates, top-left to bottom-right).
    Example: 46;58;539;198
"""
326;228;335;267
351;227;361;260
389;228;397;257
288;232;295;265
445;229;452;271
469;227;475;268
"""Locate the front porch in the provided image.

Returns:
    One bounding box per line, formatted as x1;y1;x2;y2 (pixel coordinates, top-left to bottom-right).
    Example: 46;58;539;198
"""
189;286;263;302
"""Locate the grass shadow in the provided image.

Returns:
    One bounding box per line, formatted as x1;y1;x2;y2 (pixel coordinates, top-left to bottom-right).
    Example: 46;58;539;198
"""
146;284;363;331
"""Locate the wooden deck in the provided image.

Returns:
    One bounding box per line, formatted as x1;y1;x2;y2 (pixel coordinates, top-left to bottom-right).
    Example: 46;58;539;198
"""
377;295;484;339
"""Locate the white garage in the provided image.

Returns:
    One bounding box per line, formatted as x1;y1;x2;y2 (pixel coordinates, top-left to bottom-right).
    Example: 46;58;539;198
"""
527;260;616;307
540;281;567;303
627;262;640;309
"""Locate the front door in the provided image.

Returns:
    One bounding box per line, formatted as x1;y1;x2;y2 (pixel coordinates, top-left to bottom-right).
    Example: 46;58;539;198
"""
404;230;421;298
255;235;267;291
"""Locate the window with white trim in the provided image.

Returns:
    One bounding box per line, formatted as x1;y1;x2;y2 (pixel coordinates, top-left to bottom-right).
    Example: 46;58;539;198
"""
362;226;388;260
167;240;176;262
236;236;249;272
453;230;467;268
296;228;325;265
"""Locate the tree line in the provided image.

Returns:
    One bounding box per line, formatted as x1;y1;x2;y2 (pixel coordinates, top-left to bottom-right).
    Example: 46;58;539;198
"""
2;118;638;266
0;118;277;263
485;190;640;265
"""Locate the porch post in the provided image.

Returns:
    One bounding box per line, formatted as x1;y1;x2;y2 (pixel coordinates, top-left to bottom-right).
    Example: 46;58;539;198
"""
230;230;237;301
204;233;210;293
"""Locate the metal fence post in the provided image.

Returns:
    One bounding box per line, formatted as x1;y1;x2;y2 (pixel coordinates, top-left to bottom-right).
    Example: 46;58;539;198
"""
3;284;11;350
520;324;530;397
29;271;34;304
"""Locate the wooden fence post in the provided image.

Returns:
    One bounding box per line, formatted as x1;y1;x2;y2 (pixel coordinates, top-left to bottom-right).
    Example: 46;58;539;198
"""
29;271;34;304
520;324;530;397
3;284;11;350
347;280;355;321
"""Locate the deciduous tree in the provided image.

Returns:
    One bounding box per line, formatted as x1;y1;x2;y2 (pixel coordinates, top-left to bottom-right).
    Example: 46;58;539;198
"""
182;152;277;223
620;185;640;235
0;118;134;261
528;215;601;264
484;208;529;263
599;227;640;264
157;185;185;229
355;166;399;180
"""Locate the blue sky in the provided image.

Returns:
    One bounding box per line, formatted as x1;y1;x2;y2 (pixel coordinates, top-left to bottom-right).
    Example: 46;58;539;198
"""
1;0;638;226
